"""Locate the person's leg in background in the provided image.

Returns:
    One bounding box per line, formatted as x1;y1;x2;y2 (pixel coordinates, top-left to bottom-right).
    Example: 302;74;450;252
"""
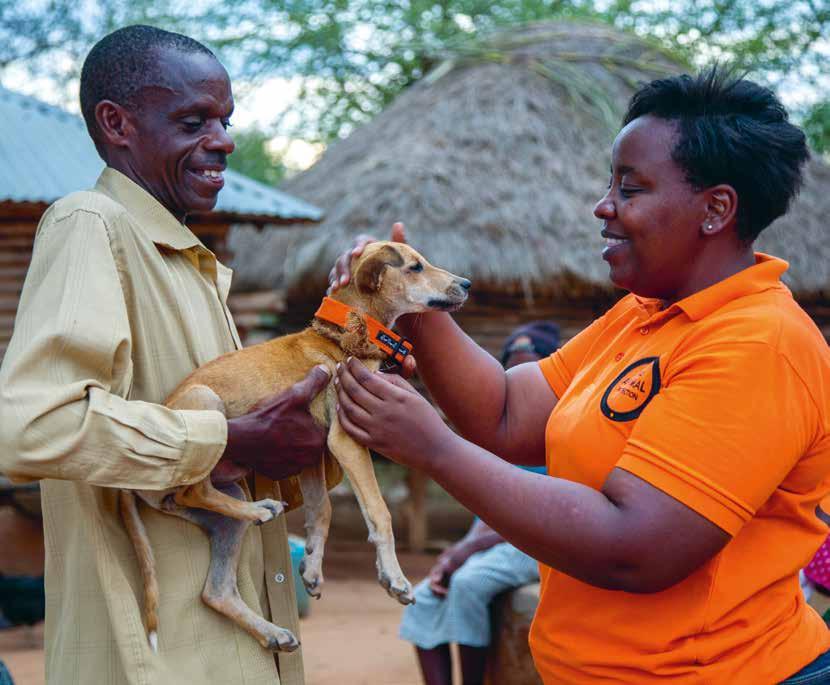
400;540;539;684
415;643;453;685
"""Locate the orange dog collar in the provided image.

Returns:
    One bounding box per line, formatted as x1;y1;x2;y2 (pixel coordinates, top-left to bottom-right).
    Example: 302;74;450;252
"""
314;296;414;365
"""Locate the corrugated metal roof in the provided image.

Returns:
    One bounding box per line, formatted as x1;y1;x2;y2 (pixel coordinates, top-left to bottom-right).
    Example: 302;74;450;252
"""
0;86;323;222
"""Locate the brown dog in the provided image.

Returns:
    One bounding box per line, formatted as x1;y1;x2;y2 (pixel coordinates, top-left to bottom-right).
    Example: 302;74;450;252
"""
119;241;470;653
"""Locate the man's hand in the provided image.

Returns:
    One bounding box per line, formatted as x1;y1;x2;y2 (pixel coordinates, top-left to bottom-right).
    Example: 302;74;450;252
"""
217;365;330;482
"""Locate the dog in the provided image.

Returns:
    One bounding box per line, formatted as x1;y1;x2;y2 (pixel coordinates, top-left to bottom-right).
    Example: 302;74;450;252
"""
119;241;471;653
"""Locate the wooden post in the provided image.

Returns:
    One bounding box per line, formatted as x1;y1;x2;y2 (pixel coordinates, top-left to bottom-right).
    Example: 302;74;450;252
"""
405;469;428;552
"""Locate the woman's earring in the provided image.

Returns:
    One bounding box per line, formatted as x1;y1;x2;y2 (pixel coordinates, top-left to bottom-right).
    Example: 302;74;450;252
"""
703;222;715;234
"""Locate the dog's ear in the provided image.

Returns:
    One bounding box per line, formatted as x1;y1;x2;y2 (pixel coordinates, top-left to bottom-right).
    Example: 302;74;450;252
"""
354;245;404;293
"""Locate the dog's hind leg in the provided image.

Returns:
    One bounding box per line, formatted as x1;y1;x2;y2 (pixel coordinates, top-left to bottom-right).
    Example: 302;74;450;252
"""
170;485;300;653
172;478;285;525
119;490;160;652
327;419;414;605
298;459;332;598
166;384;284;524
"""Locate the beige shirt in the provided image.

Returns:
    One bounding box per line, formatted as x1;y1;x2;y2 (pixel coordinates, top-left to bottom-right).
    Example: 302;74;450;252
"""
0;168;303;685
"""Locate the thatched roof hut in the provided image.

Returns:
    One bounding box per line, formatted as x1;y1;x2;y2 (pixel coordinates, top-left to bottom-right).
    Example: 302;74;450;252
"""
229;19;830;344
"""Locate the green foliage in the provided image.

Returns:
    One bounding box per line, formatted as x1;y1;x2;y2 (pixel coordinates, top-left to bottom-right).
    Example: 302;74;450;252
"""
804;100;830;155
0;0;827;144
226;127;287;186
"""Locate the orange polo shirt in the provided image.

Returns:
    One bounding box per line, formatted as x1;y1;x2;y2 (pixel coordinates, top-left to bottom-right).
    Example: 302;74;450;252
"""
532;254;830;684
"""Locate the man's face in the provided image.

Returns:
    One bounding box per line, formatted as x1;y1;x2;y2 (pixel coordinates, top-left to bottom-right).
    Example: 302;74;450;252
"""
122;48;235;221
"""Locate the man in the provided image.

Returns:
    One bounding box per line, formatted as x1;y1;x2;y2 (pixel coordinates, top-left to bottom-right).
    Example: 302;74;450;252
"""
0;25;325;685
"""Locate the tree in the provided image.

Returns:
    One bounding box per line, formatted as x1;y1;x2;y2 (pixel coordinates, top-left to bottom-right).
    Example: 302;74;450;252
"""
1;0;827;144
226;127;288;186
804;100;830;156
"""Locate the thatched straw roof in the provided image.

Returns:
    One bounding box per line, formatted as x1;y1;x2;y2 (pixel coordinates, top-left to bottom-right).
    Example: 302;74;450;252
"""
229;20;830;302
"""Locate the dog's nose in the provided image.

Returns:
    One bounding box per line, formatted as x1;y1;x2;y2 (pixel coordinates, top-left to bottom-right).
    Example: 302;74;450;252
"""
458;279;472;291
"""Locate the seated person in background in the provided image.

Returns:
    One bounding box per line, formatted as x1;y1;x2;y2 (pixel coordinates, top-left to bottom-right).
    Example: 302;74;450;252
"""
802;496;830;606
399;322;561;685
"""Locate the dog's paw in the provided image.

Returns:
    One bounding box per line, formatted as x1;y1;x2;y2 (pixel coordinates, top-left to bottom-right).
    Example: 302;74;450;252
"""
262;626;300;653
379;572;415;605
252;499;285;525
299;558;324;599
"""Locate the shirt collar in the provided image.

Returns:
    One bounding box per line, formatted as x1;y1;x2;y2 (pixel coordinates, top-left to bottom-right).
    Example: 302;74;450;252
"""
634;253;789;323
94;167;202;251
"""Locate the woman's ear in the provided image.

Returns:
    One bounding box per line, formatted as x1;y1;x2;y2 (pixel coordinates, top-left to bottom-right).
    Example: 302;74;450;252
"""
701;185;738;236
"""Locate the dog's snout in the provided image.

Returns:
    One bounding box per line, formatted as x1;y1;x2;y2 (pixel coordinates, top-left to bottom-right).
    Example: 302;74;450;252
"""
458;278;472;291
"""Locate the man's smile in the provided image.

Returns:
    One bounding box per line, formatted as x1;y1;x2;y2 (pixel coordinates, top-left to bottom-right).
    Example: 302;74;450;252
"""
187;166;225;192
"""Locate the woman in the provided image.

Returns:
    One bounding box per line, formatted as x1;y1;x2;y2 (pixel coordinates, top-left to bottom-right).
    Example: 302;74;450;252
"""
400;322;559;685
332;67;830;683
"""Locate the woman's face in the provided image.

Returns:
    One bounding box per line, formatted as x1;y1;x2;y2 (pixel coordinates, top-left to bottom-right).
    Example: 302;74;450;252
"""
594;115;709;302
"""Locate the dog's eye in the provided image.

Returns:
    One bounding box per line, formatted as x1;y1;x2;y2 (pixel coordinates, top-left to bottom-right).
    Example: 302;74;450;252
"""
409;262;423;273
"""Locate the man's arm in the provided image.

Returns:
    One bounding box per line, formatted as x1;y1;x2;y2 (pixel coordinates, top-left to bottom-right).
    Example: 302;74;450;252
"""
0;209;226;489
426;519;506;597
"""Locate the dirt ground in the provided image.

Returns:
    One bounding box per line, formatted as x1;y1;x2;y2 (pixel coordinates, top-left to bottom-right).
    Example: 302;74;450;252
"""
0;472;475;685
0;540;439;685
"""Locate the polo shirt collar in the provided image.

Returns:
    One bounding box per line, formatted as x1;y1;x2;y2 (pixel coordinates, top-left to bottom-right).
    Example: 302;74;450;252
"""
634;253;789;323
95;167;202;251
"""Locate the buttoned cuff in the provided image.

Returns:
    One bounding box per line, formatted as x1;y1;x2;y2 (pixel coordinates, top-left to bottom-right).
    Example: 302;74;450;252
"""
174;409;228;485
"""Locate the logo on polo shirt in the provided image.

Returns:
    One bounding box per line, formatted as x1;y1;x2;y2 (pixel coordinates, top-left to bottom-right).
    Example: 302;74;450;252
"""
600;356;661;422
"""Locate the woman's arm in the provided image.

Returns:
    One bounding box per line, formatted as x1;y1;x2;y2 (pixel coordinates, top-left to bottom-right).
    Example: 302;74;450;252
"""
402;312;556;465
335;359;730;593
329;224;556;463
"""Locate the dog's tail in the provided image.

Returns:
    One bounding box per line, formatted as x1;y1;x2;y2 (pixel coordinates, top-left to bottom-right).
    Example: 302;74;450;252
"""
119;490;160;653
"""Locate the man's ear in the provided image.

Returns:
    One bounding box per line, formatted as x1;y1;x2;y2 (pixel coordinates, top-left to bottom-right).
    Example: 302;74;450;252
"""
701;184;738;237
94;100;134;149
354;245;404;293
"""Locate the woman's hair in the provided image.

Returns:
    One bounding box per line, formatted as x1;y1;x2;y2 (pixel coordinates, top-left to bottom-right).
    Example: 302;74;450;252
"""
623;65;810;243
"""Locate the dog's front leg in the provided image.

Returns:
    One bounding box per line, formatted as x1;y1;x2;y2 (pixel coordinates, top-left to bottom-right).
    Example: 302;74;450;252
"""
297;459;332;598
327;418;414;605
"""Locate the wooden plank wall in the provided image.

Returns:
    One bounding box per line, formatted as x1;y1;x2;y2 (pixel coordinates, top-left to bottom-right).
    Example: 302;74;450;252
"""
0;222;36;363
0;222;231;367
282;290;830;361
3;238;830;369
453;295;618;359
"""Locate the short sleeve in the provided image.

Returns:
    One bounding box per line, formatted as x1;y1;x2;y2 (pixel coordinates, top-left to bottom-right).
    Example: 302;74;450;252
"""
539;314;609;398
617;342;817;535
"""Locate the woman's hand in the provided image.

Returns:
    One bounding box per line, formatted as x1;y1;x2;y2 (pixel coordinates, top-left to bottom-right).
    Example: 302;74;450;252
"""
327;222;407;293
334;357;453;470
327;222;417;377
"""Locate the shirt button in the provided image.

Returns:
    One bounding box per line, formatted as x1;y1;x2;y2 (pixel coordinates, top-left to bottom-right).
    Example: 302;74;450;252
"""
639;326;649;335
614;352;624;361
274;572;286;584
